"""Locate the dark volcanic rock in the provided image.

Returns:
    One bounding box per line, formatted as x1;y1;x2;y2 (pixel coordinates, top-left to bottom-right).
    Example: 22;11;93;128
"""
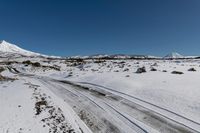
171;71;184;74
136;67;146;73
188;68;196;72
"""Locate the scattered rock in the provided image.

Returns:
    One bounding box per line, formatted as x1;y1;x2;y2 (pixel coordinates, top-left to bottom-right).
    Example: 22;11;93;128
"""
150;67;157;71
35;100;47;115
188;68;196;72
22;60;41;67
136;67;146;73
0;67;5;73
123;68;129;72
171;71;184;74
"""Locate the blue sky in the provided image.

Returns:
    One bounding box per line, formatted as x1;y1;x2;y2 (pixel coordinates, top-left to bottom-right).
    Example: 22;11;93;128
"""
0;0;200;56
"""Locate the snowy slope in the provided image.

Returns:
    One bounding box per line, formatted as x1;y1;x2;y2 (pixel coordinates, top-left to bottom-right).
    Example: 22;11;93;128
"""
0;40;43;56
0;40;61;58
164;52;184;59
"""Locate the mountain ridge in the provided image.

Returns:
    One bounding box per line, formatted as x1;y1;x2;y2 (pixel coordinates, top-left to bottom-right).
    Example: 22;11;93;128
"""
0;40;198;59
0;40;61;58
0;40;41;56
164;52;184;59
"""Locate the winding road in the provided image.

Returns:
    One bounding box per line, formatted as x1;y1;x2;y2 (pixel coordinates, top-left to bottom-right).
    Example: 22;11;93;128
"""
8;67;200;133
22;75;200;133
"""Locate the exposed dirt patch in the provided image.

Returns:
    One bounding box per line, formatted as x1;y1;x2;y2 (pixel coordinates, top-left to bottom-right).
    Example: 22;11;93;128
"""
24;82;75;133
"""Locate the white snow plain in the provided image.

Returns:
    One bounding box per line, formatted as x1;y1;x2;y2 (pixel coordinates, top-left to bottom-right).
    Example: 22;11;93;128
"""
0;54;200;133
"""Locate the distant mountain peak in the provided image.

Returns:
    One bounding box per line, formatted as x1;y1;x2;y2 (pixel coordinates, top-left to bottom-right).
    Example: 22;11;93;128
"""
164;52;184;58
0;40;41;56
0;40;6;43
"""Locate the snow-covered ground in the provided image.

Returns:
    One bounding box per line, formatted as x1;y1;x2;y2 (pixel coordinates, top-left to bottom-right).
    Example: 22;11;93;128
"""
0;40;200;133
1;54;200;133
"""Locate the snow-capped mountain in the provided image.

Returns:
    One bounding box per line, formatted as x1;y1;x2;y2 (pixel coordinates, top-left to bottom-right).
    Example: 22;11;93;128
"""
0;40;42;56
0;40;196;60
164;52;184;59
0;40;61;58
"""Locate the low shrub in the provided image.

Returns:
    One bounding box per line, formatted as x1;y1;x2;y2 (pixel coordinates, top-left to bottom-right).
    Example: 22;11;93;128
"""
32;62;41;67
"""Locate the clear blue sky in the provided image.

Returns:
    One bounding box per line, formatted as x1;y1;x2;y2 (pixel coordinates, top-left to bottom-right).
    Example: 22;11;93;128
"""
0;0;200;56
